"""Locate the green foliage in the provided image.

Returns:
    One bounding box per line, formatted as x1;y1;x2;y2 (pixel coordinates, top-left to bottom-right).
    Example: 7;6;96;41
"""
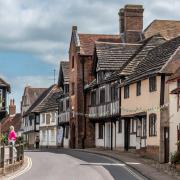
171;151;180;164
16;136;24;144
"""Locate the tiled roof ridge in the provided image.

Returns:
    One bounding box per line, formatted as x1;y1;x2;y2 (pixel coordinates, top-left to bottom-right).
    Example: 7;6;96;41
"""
78;33;119;36
95;41;141;46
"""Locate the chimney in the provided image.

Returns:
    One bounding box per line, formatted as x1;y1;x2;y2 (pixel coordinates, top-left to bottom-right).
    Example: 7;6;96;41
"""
9;99;16;116
119;4;144;43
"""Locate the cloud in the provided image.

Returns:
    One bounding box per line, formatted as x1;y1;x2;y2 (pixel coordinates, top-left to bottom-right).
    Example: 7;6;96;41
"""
8;75;54;112
0;0;179;65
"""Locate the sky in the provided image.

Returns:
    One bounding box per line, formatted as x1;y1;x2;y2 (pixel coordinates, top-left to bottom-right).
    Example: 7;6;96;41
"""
0;0;179;112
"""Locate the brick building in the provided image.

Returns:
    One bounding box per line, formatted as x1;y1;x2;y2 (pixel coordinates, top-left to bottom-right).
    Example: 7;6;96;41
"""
69;26;120;148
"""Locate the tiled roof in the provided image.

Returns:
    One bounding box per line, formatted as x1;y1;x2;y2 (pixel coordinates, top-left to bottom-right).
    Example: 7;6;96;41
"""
94;42;141;72
78;33;120;56
120;34;166;75
123;36;180;85
33;85;62;113
1;113;22;134
58;61;69;87
0;78;11;92
144;20;180;40
23;87;47;107
24;85;56;116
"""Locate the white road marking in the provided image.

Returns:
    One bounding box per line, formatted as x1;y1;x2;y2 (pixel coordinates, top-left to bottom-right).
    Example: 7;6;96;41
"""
80;161;144;179
81;162;126;166
126;162;141;165
7;156;32;180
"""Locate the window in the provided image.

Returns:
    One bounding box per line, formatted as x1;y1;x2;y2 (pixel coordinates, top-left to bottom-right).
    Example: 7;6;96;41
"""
136;119;142;137
91;91;96;106
64;84;69;94
149;114;157;136
100;88;105;104
72;56;74;69
71;82;75;95
98;124;104;139
111;84;119;101
36;115;40;124
98;71;105;82
42;114;45;123
66;99;70;110
118;120;122;133
0;89;2;107
131;119;136;133
142;117;147;137
149;76;157;92
124;85;129;99
136;81;141;96
46;113;51;124
65;126;69;139
59;101;63;112
177;79;180;87
29;115;34;126
51;112;55;122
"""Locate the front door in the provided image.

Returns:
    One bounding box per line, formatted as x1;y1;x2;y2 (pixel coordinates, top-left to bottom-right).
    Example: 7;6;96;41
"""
124;119;130;151
164;127;169;163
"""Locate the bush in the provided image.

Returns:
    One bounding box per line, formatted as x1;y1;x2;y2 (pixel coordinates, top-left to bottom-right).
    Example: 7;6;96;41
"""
171;151;180;164
16;136;24;144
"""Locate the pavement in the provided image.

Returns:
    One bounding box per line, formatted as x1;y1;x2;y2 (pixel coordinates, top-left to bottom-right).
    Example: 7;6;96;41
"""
4;149;149;180
76;148;179;180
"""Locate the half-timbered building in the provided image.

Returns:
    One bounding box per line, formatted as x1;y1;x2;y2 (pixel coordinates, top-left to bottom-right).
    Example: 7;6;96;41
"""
0;78;11;121
57;61;70;148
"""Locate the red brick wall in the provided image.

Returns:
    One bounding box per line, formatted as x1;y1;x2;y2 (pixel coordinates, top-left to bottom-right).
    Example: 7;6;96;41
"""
69;40;95;148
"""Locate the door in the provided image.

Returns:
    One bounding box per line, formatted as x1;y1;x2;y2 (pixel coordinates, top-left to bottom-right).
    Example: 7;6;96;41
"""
164;127;169;163
124;119;130;151
106;123;111;148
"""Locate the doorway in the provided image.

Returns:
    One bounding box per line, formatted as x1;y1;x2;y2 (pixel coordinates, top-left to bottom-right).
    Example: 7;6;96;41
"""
164;127;169;163
124;119;130;151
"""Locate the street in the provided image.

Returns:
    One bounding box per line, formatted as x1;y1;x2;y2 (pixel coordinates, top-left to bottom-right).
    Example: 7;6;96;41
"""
13;149;147;180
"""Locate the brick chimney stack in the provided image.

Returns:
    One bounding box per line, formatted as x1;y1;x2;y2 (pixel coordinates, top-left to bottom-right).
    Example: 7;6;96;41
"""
119;4;144;43
9;99;16;116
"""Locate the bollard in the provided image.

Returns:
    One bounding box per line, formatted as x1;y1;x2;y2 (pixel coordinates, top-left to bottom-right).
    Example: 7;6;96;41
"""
0;144;5;168
16;144;20;162
21;144;24;161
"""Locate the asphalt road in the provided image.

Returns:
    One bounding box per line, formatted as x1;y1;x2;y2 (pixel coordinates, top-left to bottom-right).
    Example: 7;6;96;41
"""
14;149;147;180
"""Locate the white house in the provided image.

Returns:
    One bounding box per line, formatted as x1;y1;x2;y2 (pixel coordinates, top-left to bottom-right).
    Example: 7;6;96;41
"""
167;67;180;156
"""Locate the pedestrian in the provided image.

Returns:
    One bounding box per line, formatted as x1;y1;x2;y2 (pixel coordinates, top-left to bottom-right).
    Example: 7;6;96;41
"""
35;136;40;149
8;126;17;153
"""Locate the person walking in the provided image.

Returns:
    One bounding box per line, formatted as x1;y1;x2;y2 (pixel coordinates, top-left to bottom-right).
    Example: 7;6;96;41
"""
8;126;17;153
35;136;40;149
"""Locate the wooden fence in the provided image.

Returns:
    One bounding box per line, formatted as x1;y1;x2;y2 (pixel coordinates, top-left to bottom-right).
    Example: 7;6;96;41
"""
0;143;24;174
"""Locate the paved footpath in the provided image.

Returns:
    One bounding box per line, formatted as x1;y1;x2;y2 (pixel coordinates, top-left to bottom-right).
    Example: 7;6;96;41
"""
4;149;149;180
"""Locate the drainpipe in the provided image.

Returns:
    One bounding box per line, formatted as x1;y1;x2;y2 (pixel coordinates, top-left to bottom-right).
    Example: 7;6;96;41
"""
111;120;113;150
